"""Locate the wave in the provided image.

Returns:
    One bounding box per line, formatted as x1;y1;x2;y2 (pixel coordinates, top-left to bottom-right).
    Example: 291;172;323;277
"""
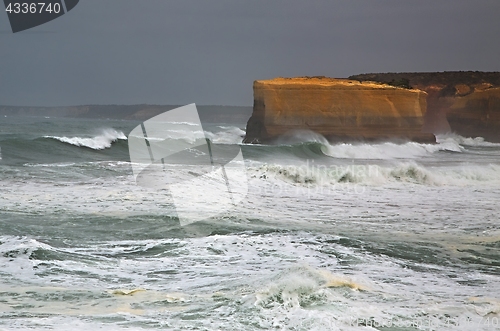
313;131;463;159
250;131;500;161
43;129;127;150
128;126;245;145
321;141;462;159
0;236;58;280
436;133;500;147
206;126;246;144
162;121;199;126
239;133;500;196
249;162;500;186
254;265;367;309
0;236;53;258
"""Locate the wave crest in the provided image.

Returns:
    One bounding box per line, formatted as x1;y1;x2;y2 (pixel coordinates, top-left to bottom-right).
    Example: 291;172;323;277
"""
436;133;500;147
267;130;500;160
321;140;462;159
255;265;366;309
249;162;500;186
389;163;439;185
44;129;127;150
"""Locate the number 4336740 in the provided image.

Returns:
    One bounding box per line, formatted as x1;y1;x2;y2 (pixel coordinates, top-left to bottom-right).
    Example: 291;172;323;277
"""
5;2;62;14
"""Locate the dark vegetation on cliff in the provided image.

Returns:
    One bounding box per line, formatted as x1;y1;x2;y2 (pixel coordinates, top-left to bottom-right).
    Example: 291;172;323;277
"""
349;71;500;94
349;71;500;86
385;78;412;89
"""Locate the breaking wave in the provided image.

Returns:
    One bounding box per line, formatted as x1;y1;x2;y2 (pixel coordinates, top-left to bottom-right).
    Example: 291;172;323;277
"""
206;126;246;144
321;141;461;159
249;162;500;186
436;133;500;147
43;129;127;150
254;265;367;309
255;131;500;160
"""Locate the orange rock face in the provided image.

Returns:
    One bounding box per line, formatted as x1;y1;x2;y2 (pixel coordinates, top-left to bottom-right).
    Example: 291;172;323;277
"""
349;72;500;142
243;77;434;143
445;87;500;140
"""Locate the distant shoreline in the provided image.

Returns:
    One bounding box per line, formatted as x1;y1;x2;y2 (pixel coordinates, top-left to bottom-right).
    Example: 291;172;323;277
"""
0;104;253;124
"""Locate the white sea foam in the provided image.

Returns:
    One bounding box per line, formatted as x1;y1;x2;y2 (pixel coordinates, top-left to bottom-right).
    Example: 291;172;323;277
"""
3;117;500;331
278;130;500;160
436;132;500;147
0;221;498;330
322;133;500;160
254;265;368;309
321;140;463;159
206;126;246;144
0;236;53;282
44;128;127;150
249;162;500;186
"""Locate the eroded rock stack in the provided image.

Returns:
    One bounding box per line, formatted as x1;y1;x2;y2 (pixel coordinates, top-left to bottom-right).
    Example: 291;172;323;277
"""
243;77;434;143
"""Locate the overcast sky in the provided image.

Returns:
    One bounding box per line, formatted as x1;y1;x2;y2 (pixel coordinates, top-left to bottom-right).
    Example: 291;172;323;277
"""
1;0;499;106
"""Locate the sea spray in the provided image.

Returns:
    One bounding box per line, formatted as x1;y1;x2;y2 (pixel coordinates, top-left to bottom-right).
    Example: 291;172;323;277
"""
436;133;500;148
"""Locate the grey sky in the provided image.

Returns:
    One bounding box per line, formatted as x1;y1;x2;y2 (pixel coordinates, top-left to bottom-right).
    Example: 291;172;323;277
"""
1;0;499;106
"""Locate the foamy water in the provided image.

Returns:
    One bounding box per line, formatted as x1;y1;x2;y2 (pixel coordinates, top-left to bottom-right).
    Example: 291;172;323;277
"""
0;117;499;330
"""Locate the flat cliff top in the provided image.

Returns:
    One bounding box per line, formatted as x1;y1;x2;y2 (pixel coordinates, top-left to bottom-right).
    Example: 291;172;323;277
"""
349;71;500;87
255;76;422;92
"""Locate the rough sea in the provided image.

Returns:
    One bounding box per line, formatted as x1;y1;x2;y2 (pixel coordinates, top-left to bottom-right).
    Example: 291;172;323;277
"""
0;113;499;330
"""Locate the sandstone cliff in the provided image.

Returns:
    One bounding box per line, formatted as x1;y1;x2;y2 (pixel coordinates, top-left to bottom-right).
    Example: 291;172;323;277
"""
349;72;500;142
243;77;434;143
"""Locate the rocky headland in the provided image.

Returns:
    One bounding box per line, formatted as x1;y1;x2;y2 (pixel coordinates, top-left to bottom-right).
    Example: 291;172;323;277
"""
243;77;434;144
349;72;500;142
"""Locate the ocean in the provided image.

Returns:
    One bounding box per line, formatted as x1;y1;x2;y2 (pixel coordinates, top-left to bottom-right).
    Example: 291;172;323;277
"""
0;113;499;330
